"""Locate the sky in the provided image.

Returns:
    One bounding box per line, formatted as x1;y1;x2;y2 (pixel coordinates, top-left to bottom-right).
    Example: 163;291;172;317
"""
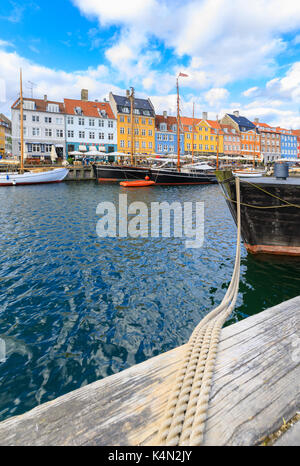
1;0;300;127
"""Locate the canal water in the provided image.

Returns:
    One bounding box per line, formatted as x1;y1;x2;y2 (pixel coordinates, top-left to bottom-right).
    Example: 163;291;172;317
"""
0;181;299;421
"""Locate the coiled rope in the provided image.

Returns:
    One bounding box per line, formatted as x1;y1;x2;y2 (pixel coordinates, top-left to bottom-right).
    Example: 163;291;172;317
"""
156;176;241;446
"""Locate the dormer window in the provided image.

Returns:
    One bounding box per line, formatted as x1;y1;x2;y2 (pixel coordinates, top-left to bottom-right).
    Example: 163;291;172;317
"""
172;124;177;132
160;123;167;131
122;107;129;113
23;100;35;110
47;103;59;113
74;106;82;115
133;109;140;115
143;110;150;116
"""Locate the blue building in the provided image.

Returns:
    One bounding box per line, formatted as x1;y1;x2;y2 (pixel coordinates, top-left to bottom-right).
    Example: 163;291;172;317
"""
279;129;297;159
155;113;184;155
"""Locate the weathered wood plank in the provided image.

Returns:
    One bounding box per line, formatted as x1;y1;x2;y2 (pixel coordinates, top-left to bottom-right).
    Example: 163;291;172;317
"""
0;296;299;446
274;421;300;446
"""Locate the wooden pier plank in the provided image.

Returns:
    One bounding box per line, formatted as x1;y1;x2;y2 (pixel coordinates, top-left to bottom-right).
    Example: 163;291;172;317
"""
0;296;299;446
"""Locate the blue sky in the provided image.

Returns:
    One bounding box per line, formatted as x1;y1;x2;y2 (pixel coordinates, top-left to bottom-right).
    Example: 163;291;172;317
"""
1;0;300;127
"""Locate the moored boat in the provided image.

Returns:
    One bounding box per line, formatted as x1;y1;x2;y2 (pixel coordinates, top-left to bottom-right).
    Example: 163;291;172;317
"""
217;168;300;256
0;167;69;186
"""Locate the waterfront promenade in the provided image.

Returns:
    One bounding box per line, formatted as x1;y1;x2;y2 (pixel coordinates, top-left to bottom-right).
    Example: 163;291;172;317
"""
0;295;298;446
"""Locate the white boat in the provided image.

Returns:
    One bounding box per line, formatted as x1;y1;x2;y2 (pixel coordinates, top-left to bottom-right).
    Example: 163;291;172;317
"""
233;168;266;178
2;69;69;187
0;167;69;186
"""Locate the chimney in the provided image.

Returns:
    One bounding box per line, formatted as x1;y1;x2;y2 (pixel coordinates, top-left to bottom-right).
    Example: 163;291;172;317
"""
233;110;239;118
163;110;167;119
254;117;259;124
44;95;47;102
202;111;207;120
81;89;88;101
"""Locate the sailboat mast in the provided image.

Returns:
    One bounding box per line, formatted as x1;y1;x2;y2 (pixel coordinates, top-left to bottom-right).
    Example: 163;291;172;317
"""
130;87;135;165
253;127;256;168
20;68;24;173
176;77;181;171
192;102;194;164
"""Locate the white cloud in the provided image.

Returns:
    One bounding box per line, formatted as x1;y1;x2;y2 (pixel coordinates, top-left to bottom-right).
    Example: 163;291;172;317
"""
205;88;229;107
0;47;122;116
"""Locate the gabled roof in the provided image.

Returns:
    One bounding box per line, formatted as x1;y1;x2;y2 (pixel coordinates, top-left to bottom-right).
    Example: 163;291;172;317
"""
12;97;65;113
220;124;240;136
227;113;255;131
64;99;115;119
155;115;178;131
111;94;155;117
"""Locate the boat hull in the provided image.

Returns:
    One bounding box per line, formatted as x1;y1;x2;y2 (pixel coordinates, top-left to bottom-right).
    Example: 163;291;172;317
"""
93;164;217;185
0;168;69;186
217;171;300;256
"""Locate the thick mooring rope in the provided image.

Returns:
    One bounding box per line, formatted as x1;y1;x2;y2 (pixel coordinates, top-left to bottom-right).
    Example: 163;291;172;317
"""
156;177;241;446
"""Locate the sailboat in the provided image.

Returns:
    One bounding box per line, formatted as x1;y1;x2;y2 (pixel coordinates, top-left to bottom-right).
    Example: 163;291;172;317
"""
93;79;217;185
0;69;68;186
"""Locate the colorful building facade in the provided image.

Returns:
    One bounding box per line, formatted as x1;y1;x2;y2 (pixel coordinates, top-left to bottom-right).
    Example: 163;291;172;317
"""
155;113;184;155
278;128;297;160
109;92;155;155
182;113;223;156
253;121;280;163
0;114;12;157
64;93;117;157
221;124;241;156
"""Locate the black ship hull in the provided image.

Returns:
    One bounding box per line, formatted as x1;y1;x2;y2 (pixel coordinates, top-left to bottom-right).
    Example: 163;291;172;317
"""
217;171;300;256
92;164;217;185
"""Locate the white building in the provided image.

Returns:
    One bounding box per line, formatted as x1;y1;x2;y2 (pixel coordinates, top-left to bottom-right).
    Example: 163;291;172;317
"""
64;90;117;156
11;96;66;159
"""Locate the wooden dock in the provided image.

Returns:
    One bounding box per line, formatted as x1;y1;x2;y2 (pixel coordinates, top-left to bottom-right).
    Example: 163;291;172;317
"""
0;296;299;446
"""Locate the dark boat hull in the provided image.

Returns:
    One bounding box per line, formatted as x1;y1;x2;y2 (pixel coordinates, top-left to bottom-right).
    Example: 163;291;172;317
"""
217;171;300;256
92;164;217;185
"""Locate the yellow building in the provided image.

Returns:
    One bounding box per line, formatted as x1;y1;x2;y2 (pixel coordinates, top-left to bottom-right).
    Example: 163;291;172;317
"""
181;115;223;155
0;114;12;157
109;92;155;155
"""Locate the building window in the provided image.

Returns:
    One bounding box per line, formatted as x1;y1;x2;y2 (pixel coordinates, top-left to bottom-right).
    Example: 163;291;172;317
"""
149;141;152;149
57;130;63;138
32;127;40;136
119;116;124;122
99;120;104;127
141;118;146;125
67;130;74;138
163;134;168;141
134;129;139;135
148;130;153;136
89;119;95;127
163;145;168;151
67;116;74;125
108;134;113;140
142;129;146;136
142;141;146;149
135;117;139;124
187;143;191;150
158;134;162;141
120;140;125;148
45;117;52;123
120;127;125;134
158;144;162;151
45;128;52;137
89;132;95;139
78;117;85;126
99;132;104;139
32;115;39;122
56;118;63;125
108;120;113;128
199;144;203;150
79;131;85;139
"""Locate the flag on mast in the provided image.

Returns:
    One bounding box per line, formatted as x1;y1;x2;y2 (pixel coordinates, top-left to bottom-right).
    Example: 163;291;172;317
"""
179;72;188;77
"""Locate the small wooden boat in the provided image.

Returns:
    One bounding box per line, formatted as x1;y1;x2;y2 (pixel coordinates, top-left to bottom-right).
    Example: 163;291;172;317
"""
0;167;69;186
120;179;155;187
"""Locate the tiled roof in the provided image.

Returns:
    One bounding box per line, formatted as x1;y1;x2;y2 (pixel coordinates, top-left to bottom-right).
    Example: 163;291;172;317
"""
64;99;115;119
227;113;255;130
12;97;65;113
155;115;178;131
112;94;155;117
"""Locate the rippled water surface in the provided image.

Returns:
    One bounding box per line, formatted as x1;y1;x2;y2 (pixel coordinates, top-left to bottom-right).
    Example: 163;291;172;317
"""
0;181;299;421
